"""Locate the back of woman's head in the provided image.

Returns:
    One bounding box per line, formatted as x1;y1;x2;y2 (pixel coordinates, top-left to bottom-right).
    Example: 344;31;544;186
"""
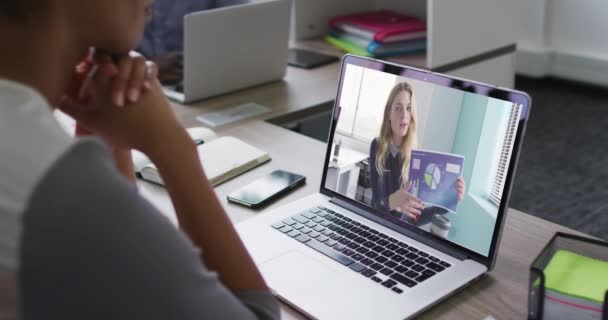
0;1;27;20
1;1;152;56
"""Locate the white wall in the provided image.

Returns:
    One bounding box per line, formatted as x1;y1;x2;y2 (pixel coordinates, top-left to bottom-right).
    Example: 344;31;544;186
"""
517;0;548;48
419;88;463;153
516;0;608;86
549;1;608;55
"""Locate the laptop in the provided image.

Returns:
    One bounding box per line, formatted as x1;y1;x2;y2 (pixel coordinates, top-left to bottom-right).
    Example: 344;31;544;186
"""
237;54;532;319
162;0;292;103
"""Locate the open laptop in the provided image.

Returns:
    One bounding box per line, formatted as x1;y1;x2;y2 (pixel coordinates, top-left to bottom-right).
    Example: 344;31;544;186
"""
162;0;292;103
237;54;532;319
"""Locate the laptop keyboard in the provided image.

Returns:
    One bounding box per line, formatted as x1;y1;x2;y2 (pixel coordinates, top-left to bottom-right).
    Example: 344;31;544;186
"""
271;206;452;294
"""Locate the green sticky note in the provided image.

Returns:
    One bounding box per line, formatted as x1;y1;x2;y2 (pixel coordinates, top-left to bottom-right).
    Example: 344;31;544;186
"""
541;250;608;303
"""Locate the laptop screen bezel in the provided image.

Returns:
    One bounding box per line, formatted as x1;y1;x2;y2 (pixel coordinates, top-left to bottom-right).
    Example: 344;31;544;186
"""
319;54;532;269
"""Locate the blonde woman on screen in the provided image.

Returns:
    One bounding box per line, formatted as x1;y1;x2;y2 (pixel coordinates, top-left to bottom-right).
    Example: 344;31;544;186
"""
369;82;465;222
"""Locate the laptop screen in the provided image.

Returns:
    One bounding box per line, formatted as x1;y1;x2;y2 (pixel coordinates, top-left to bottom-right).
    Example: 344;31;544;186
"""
322;56;530;258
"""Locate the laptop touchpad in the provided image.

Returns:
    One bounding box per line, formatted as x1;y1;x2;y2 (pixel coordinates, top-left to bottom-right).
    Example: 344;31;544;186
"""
260;250;340;301
260;250;390;319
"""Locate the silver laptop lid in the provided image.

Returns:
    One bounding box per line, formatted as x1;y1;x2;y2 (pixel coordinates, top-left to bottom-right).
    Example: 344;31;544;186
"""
320;55;532;269
182;0;291;102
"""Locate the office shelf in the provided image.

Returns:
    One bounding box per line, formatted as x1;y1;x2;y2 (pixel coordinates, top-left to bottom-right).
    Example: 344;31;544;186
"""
291;0;519;87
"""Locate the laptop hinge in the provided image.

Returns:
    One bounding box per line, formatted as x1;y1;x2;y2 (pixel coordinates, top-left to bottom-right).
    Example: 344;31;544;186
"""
330;197;468;261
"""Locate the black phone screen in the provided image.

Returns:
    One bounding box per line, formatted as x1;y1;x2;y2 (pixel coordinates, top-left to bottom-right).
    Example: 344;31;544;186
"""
287;49;339;69
228;170;305;208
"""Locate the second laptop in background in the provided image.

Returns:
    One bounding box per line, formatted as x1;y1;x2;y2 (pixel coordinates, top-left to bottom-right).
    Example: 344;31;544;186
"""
163;0;292;103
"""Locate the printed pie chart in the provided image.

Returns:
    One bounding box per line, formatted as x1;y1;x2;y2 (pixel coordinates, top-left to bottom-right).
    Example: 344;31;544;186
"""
424;163;441;190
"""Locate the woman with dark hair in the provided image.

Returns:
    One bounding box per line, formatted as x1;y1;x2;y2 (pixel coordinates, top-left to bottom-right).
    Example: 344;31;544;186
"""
139;0;250;83
369;82;465;222
0;1;278;319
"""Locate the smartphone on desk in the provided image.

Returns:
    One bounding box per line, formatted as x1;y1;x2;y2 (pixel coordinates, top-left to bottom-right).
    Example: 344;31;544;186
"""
227;170;306;209
287;48;339;69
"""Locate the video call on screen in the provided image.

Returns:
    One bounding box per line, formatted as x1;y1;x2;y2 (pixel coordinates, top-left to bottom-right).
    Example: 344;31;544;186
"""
325;64;522;256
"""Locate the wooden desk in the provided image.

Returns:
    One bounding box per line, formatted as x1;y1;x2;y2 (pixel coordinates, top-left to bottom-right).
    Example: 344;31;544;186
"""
168;62;342;130
139;60;343;222
139;63;588;319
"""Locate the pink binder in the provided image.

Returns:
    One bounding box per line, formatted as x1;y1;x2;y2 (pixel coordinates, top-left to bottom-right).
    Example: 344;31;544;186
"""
330;10;427;43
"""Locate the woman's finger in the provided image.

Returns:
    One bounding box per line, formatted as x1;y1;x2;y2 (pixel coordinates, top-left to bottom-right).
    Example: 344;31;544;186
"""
404;209;420;221
111;55;135;107
456;178;465;190
395;206;412;221
404;191;423;206
407;201;424;214
408;207;421;217
409;199;424;209
143;60;158;90
146;60;158;78
144;60;158;91
77;64;99;101
455;179;465;200
126;55;148;103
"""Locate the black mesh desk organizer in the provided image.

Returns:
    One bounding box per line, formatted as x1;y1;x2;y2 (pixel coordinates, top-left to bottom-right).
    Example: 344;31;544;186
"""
528;232;608;320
